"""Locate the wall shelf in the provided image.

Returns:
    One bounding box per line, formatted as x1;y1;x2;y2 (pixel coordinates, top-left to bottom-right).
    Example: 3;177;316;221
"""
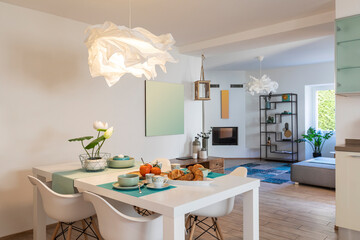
259;93;298;162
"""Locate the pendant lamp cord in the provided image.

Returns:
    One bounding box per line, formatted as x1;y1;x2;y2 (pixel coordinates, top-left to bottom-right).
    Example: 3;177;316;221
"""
259;58;262;78
129;0;132;28
200;54;205;80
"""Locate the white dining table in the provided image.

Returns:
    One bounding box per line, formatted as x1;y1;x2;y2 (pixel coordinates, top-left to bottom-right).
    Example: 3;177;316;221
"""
32;162;260;240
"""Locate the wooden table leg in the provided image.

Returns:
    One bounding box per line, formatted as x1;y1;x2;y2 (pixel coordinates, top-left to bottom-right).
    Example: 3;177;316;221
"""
243;187;259;240
33;175;47;240
163;214;185;240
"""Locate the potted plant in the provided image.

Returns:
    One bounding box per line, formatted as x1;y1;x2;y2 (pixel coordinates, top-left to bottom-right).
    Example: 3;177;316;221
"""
197;128;212;154
295;127;334;158
69;121;114;171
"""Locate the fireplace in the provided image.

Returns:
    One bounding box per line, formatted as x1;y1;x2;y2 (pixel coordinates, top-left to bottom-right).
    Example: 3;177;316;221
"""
212;127;238;145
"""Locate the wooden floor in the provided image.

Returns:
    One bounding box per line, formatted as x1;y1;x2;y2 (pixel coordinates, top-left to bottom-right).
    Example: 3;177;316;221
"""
2;160;336;240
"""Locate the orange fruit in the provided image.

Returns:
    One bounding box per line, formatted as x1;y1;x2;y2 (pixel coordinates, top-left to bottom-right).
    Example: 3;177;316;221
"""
140;165;151;177
151;167;161;175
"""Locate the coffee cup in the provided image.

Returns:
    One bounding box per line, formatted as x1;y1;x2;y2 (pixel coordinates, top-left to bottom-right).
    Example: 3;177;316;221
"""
145;173;154;184
152;175;168;188
171;163;181;171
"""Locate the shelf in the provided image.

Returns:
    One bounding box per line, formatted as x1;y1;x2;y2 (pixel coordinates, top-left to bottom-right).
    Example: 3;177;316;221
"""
260;108;276;110
337;38;360;45
260;122;277;124
270;150;297;154
337;66;360;71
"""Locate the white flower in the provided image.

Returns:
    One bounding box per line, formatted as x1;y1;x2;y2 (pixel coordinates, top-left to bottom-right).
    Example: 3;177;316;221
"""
104;127;114;139
93;121;108;130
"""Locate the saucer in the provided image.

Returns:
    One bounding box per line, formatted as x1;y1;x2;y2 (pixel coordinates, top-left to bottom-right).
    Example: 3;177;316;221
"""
112;182;144;190
147;183;170;189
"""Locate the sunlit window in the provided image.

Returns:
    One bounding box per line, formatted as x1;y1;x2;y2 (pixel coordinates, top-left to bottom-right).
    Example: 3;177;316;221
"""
316;90;335;131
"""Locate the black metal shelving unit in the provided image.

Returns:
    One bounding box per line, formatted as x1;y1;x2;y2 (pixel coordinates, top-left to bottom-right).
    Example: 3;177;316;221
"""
259;93;298;162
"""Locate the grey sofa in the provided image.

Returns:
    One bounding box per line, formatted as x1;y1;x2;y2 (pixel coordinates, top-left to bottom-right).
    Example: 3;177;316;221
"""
291;157;335;188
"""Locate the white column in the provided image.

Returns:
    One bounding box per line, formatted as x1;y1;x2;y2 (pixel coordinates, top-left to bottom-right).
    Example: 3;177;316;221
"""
163;214;185;240
243;187;259;240
33;175;47;240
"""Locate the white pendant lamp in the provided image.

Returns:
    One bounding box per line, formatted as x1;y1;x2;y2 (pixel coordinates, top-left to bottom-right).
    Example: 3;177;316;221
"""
84;1;176;87
245;56;279;95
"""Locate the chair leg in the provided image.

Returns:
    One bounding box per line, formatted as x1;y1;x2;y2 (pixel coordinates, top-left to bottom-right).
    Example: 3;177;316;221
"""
211;218;221;239
189;216;197;240
91;218;103;240
214;218;224;240
81;220;88;240
185;215;191;231
51;222;61;240
66;225;72;240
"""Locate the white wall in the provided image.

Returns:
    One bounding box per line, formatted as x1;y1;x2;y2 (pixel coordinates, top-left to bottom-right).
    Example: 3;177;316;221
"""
0;2;201;237
245;62;336;160
335;0;360;145
204;71;258;158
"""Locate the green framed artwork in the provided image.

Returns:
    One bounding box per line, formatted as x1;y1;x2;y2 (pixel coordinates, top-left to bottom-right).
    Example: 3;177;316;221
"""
145;81;184;136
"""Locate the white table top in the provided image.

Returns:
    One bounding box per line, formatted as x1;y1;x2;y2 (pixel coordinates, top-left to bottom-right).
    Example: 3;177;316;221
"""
33;162;260;217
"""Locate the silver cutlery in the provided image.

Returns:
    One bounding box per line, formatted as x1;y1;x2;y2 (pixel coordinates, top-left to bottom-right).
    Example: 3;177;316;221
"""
138;183;142;194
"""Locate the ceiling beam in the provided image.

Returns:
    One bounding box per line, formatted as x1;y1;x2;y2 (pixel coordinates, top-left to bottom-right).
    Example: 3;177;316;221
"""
179;11;335;54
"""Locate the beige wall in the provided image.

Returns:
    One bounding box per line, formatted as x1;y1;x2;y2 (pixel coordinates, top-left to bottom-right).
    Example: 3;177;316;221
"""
0;2;201;237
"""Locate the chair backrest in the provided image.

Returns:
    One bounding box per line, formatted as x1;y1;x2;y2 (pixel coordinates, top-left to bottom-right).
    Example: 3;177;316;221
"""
28;176;95;222
229;167;248;177
83;191;163;240
190;167;247;218
151;158;171;172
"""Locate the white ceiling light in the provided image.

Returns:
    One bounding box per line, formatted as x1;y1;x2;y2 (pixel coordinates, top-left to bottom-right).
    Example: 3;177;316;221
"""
245;56;279;95
84;1;176;87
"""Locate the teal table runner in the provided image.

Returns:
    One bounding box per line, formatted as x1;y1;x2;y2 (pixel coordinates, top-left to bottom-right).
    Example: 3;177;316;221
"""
207;172;225;178
98;182;177;198
52;165;139;194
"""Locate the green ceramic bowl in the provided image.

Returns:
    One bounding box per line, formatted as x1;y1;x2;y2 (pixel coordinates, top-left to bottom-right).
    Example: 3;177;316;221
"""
117;174;139;187
108;158;135;168
198;168;209;178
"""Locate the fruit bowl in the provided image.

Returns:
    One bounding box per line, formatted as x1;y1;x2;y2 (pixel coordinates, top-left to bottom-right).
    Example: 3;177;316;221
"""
108;158;135;168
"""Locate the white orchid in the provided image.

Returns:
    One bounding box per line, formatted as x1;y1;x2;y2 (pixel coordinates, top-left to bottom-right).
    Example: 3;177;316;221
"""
245;74;279;95
104;127;114;139
93;121;108;130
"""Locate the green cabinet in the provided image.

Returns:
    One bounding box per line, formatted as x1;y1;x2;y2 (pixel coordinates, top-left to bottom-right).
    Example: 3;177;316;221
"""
336;14;360;95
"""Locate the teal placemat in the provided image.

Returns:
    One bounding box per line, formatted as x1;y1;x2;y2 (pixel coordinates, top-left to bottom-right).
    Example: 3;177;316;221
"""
98;182;177;198
52;163;140;194
207;172;225;178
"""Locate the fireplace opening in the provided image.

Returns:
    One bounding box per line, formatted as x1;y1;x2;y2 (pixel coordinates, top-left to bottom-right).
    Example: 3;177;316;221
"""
212;127;238;145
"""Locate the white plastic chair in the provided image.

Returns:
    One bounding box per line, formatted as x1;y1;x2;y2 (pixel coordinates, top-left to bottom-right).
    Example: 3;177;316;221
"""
187;167;248;240
151;158;171;172
83;191;163;240
28;175;101;240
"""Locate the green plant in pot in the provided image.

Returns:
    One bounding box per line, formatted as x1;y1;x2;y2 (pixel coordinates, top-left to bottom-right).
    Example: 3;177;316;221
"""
69;121;114;171
295;127;334;158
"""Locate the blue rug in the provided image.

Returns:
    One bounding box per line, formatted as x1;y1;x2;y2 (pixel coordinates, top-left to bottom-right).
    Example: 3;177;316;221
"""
225;162;292;184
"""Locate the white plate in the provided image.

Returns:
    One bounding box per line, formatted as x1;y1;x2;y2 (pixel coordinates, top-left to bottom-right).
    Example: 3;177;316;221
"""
112;182;144;190
167;178;214;186
147;183;171;189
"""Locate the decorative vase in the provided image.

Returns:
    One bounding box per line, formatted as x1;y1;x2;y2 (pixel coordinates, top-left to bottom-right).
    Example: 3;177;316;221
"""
192;138;201;157
313;152;322;158
79;152;111;172
202;138;208;155
265;101;271;109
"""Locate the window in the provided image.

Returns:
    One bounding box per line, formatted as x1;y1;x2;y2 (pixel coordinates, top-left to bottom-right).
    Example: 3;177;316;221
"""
316;89;335;131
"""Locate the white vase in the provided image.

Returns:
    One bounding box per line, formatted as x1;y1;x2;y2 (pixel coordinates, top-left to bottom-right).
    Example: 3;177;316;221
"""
79;153;110;171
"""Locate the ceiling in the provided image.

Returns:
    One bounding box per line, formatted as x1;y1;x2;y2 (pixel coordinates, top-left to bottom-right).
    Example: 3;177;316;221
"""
1;0;336;70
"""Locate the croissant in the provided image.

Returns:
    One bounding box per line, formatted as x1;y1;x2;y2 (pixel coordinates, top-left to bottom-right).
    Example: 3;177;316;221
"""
193;169;204;181
177;173;194;181
190;164;204;173
168;169;184;180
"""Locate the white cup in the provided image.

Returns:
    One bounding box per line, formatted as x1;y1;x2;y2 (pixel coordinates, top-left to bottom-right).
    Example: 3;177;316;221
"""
192;153;198;159
145;173;154;183
171;163;181;171
152;175;168;188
